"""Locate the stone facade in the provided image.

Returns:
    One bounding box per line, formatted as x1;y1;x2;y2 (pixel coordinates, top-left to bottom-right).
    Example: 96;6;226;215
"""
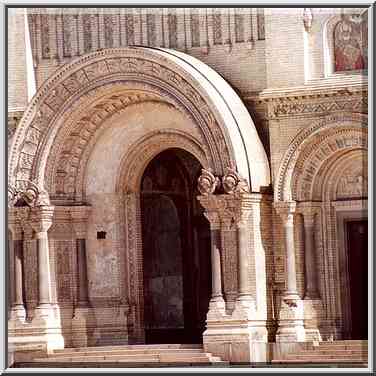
7;7;368;364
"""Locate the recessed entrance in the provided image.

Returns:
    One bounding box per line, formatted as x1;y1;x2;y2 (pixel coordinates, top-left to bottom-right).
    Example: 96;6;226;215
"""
140;149;211;344
346;220;368;339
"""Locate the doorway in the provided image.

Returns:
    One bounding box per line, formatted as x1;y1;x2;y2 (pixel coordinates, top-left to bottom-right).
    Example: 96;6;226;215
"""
140;149;211;344
346;220;368;339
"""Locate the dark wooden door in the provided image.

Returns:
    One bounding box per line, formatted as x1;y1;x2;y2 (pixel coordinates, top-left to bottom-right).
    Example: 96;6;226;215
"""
347;220;368;339
140;149;211;344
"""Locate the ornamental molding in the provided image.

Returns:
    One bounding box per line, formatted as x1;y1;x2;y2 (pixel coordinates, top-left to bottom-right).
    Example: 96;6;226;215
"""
275;112;367;202
242;83;367;118
9;48;233;194
117;129;207;195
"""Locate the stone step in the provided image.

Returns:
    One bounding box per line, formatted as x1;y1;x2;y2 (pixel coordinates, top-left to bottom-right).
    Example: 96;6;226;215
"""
41;353;216;362
272;340;368;365
49;348;206;358
284;354;367;360
53;343;202;353
272;358;368;364
299;349;367;356
34;354;221;364
317;345;368;351
16;361;228;368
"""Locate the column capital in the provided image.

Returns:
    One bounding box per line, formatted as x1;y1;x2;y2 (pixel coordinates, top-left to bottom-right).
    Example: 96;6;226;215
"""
197;194;225;230
30;205;55;233
70;206;91;238
299;207;317;227
274;201;296;222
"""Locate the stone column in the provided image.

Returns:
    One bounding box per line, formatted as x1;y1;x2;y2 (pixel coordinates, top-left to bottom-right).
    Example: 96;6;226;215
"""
231;196;257;318
70;206;94;347
300;206;320;299
30;205;55;317
275;202;299;302
274;201;305;342
8;218;26;322
71;207;91;308
299;203;322;342
198;195;225;314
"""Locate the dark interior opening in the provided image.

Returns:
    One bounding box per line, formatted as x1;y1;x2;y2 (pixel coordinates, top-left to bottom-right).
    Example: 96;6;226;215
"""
346;220;368;340
140;148;211;344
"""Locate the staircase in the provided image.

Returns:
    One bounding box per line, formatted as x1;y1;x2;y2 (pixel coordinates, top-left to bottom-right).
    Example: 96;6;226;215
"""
272;340;368;365
15;344;229;367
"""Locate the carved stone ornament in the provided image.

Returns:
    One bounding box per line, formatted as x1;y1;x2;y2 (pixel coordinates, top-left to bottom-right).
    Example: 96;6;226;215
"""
197;168;220;195
21;180;51;207
8;185;19;207
222;165;250;194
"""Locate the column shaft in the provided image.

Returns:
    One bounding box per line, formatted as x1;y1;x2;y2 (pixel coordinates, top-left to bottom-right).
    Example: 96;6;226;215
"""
36;233;52;306
13;239;24;307
284;215;298;296
77;238;89;306
237;225;251;297
304;222;319;298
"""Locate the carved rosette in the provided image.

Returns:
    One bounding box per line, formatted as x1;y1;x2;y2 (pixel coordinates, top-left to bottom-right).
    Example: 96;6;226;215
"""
197;168;220;195
222;166;250;195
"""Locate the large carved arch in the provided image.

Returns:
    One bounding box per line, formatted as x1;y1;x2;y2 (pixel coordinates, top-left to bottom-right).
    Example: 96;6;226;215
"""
275;113;367;202
9;47;270;197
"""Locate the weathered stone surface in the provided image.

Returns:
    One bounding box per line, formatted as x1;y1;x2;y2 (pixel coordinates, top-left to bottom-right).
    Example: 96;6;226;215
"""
7;7;368;365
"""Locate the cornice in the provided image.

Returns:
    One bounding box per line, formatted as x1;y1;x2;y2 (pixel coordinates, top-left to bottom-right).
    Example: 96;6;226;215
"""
241;79;368;119
243;78;367;103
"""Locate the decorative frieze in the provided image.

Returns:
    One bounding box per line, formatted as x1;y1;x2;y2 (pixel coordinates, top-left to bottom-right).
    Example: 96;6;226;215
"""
29;8;258;64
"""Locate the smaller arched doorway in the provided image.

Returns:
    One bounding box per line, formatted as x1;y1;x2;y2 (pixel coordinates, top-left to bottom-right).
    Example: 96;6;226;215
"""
140;149;212;344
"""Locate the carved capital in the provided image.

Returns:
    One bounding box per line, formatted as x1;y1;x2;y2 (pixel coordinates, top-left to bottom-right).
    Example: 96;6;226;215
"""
30;205;55;234
197;168;220;195
198;195;223;230
203;211;221;230
298;202;317;227
274;201;296;225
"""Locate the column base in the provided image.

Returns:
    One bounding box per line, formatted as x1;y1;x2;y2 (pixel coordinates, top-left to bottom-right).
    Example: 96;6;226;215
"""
232;295;257;320
72;307;96;348
207;297;226;319
276;297;306;342
32;303;57;322
9;305;26;323
303;298;324;342
203;320;269;362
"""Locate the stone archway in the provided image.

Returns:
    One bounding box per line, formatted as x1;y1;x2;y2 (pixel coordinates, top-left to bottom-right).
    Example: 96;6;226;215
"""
8;47;271;351
274;113;367;341
9;47;270;196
